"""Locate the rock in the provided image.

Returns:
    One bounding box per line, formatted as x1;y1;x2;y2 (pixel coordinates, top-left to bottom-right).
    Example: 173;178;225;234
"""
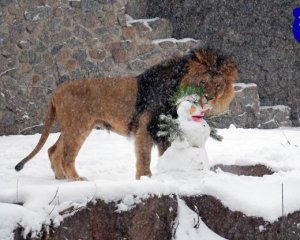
19;50;41;64
49;29;72;43
230;83;261;128
13;191;300;240
111;40;135;63
65;59;77;71
73;25;93;40
80;0;102;12
117;13;127;27
79;12;98;28
1;110;15;127
57;74;70;85
121;26;137;41
259;105;292;129
14;195;177;240
24;5;52;22
66;37;82;48
94;26;120;36
182;195;300;240
0;0;13;7
68;0;81;9
17;40;31;49
81;60;98;74
50;44;64;55
148;18;173;39
71;48;87;64
211;164;274;177
88;49;106;60
53;7;63;17
128;59;147;72
213;83;260;128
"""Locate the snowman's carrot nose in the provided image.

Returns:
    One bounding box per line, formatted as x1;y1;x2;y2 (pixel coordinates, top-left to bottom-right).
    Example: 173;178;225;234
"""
189;105;196;114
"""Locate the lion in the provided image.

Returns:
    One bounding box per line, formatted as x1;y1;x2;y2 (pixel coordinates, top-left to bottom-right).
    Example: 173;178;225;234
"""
15;48;237;181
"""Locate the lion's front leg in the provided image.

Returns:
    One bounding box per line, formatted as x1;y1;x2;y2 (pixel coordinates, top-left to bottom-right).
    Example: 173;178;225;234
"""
134;113;153;180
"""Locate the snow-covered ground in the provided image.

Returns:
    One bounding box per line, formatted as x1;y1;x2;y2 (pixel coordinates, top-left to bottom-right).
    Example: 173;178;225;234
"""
0;126;300;240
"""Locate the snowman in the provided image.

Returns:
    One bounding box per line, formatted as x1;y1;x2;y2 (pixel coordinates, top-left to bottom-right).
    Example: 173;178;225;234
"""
157;94;211;173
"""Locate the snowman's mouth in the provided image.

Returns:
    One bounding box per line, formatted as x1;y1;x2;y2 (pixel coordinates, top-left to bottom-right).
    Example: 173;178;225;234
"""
192;113;205;122
192;109;209;122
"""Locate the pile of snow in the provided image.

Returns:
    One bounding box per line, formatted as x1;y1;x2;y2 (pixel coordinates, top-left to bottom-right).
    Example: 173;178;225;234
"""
0;126;300;239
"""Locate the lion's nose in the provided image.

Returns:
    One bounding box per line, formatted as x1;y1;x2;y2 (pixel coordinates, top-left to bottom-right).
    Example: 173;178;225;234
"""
205;95;214;101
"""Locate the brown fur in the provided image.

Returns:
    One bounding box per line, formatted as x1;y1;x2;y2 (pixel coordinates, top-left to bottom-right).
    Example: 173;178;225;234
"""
15;48;237;180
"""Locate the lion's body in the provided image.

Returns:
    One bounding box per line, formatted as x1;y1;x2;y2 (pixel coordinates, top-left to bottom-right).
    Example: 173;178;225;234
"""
15;48;238;180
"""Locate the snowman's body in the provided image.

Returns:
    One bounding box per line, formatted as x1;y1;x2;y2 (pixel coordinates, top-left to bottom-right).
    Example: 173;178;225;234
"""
157;100;211;172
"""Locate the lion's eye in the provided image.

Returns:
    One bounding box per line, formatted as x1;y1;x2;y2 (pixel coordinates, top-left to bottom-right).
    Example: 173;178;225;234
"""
216;84;220;89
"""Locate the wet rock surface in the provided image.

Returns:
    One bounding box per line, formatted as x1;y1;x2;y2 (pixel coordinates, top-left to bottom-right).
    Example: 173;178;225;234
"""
211;164;275;177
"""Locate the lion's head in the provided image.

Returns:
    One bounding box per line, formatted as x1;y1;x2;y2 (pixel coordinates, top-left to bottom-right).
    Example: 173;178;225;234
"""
181;48;238;115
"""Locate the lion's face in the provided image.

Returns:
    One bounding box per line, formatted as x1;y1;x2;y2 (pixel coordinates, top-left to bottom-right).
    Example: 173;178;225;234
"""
181;49;238;114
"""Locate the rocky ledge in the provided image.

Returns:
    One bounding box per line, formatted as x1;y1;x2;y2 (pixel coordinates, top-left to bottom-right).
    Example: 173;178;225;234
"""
14;165;300;240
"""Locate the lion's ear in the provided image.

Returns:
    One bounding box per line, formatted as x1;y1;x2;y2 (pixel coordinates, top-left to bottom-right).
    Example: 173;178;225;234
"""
220;58;238;83
193;49;215;66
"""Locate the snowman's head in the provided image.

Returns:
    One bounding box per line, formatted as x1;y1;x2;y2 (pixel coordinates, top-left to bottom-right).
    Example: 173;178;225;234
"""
177;100;209;122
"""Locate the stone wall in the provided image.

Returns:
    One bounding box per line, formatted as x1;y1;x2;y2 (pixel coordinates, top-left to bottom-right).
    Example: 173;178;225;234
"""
126;0;300;127
0;0;295;135
0;0;199;135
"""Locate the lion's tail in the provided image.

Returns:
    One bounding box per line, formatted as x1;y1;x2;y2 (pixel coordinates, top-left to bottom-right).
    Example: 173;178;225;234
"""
15;100;56;171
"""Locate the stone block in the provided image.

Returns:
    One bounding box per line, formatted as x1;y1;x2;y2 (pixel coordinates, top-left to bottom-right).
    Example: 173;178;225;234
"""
73;25;93;41
80;0;102;12
259;105;292;129
148;18;173;39
17;40;31;49
121;26;137;41
55;47;71;62
71;48;87;64
50;44;64;55
79;12;98;28
88;49;106;60
65;59;77;71
66;37;82;48
94;26;120;36
1;110;15;127
19;50;41;64
128;59;147;72
212;83;260;128
111;40;135;63
0;0;13;7
24;5;52;22
81;60;98;74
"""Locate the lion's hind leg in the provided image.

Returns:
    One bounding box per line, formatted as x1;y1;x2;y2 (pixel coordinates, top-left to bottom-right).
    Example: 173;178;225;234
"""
61;123;94;181
48;135;66;179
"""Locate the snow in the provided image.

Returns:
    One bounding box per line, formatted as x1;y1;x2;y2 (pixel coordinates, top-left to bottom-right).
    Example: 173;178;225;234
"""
153;38;199;44
125;14;160;31
260;105;291;111
0;127;300;239
234;83;257;92
175;199;226;240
